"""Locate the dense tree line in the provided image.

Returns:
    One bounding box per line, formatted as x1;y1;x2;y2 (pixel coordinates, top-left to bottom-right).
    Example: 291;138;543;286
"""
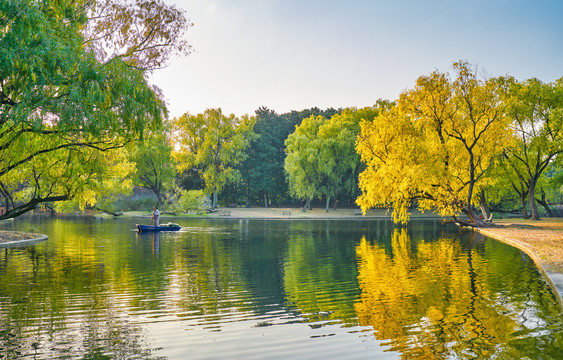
165;62;561;227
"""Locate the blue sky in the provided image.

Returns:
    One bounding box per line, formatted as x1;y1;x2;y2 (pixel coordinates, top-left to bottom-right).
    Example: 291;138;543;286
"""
150;0;563;119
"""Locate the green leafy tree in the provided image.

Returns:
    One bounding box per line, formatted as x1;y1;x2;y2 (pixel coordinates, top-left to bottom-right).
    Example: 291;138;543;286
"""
50;147;136;215
316;107;379;210
129;132;175;205
172;108;255;208
284;107;376;212
177;189;207;214
0;0;190;219
501;77;563;220
541;159;563;208
284;115;326;210
239;108;293;207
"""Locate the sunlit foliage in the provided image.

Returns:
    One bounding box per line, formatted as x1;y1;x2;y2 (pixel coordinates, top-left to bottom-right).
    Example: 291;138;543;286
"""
0;0;190;218
356;61;512;225
129;131;175;205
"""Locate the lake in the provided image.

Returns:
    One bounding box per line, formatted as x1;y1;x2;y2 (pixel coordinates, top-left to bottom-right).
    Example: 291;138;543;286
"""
0;216;561;359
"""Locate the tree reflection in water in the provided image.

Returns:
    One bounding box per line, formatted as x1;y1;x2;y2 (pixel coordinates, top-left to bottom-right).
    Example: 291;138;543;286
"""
355;228;563;359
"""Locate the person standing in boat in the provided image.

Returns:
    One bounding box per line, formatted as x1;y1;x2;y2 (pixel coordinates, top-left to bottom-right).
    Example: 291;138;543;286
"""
151;206;160;226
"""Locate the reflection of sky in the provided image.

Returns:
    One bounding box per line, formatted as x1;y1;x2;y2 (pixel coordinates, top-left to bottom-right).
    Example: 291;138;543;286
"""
519;306;548;334
144;312;397;360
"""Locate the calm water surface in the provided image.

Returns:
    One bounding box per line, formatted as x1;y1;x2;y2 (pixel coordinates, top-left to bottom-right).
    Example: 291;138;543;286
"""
0;216;561;359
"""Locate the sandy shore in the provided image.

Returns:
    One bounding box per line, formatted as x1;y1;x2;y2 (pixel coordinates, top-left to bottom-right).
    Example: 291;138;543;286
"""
201;207;429;219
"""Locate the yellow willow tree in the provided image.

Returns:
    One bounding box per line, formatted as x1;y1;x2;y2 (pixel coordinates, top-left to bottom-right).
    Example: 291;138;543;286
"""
356;61;513;226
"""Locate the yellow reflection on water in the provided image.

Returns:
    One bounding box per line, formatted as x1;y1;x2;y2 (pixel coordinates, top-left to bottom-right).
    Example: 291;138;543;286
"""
355;228;521;359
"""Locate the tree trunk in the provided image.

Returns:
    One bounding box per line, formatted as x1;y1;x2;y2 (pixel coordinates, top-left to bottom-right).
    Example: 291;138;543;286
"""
536;188;554;217
459;193;493;227
465;162;482;226
0;195;68;220
155;189;164;206
512;182;529;218
464;155;485;226
528;179;540;220
245;183;251;208
212;191;218;208
325;195;330;213
456;211;492;228
264;193;268;208
302;198;311;212
466;207;487;227
94;206;122;217
520;194;529;218
478;190;491;220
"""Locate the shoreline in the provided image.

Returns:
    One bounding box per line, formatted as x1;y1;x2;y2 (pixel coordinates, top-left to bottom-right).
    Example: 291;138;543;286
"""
0;230;48;248
475;219;563;306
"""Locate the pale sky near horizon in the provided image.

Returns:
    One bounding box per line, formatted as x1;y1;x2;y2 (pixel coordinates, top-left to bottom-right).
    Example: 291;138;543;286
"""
149;0;563;120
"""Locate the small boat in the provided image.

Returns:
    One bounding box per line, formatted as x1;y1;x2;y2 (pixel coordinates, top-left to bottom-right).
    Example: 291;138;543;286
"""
137;223;181;232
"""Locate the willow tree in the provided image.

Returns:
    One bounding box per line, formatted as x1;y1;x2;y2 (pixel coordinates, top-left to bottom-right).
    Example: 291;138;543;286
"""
129;132;175;205
285;108;380;212
356;62;512;226
172;109;255;208
284;115;325;210
0;0;191;218
84;0;191;71
501;77;563;220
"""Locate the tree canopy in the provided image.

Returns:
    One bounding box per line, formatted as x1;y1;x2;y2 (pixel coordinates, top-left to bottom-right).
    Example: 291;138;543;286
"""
284;114;326;210
0;0;190;218
284;107;378;211
500;77;563;220
356;62;512;225
129;131;175;205
85;0;192;71
238;107;294;207
172;108;255;208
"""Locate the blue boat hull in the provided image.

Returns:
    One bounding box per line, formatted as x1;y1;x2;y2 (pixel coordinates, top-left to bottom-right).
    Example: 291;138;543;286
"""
136;224;181;232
